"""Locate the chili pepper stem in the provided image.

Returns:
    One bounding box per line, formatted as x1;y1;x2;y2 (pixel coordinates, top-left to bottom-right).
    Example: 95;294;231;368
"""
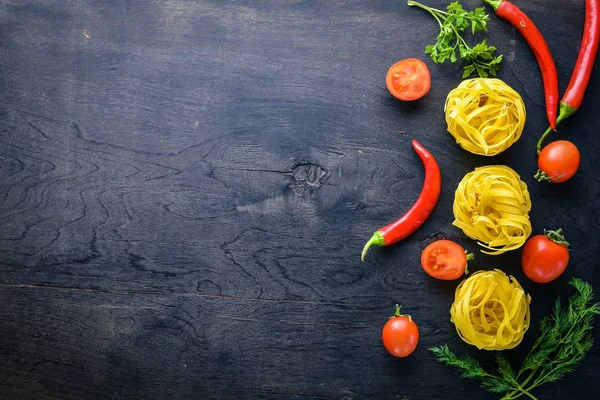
482;0;501;11
489;0;559;133
536;102;577;154
361;231;385;261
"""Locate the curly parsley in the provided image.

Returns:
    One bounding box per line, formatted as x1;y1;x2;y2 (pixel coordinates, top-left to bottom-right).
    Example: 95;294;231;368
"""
407;1;503;78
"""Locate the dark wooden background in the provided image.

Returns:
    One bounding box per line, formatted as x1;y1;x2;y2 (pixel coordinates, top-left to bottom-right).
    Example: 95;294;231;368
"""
1;0;599;399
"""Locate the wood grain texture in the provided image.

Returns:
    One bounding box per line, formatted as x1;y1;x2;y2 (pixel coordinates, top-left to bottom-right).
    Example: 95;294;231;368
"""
1;0;599;399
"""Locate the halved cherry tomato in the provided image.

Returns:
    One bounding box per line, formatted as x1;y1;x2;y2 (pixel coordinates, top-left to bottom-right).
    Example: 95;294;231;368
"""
382;304;419;358
421;240;472;280
522;229;570;283
535;140;580;183
386;58;431;101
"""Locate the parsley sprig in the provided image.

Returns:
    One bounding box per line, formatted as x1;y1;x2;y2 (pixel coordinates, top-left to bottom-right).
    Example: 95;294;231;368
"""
430;278;600;400
408;1;503;78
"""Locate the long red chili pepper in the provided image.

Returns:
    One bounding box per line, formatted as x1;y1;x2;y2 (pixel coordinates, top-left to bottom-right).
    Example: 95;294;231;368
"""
537;0;600;154
484;0;558;130
361;140;441;261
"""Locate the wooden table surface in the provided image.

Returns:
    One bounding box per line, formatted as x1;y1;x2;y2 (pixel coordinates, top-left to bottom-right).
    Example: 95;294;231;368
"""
1;1;599;399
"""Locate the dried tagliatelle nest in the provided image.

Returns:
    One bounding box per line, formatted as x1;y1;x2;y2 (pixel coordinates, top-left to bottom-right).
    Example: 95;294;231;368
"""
453;165;532;255
445;78;526;156
451;269;531;351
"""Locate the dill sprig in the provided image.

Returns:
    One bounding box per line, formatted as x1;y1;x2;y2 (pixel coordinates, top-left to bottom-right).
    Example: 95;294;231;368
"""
430;278;600;400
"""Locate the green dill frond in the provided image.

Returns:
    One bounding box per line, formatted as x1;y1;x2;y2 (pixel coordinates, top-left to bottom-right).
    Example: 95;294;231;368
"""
431;278;599;400
495;353;516;381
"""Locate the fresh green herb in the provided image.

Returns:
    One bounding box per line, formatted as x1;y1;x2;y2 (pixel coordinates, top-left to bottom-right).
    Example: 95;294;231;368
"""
407;1;503;78
430;278;600;400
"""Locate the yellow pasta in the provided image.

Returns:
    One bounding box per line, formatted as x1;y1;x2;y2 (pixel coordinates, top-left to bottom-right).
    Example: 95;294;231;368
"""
450;270;531;351
445;78;526;156
453;165;532;255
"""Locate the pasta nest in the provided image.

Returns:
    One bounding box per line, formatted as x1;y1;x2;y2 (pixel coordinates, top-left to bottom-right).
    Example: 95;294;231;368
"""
453;165;532;255
445;78;526;156
450;269;531;351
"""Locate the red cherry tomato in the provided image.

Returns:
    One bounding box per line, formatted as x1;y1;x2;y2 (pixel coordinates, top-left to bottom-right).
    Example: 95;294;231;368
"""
522;229;570;283
382;305;419;358
421;240;472;280
536;140;580;183
386;58;431;101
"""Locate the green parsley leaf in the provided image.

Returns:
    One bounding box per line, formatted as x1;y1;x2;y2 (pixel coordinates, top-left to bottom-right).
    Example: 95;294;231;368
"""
408;1;502;78
462;64;475;79
468;7;489;34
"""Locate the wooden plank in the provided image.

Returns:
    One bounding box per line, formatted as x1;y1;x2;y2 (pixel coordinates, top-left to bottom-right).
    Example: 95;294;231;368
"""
1;0;599;399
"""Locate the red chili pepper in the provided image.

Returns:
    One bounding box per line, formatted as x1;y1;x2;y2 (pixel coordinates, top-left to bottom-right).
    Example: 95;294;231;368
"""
361;140;441;261
484;0;558;130
536;0;600;154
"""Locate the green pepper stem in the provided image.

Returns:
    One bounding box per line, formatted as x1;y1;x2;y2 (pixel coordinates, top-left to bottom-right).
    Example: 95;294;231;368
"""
361;231;385;261
536;102;577;154
482;0;502;12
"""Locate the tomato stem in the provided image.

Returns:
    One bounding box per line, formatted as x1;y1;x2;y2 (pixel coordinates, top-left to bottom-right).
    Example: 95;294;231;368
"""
533;169;555;182
544;228;569;248
465;251;474;275
389;304;412;322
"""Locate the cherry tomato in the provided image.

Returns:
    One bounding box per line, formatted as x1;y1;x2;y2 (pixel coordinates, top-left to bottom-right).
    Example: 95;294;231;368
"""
522;229;570;283
382;305;419;358
386;58;431;101
421;240;472;280
536;140;580;183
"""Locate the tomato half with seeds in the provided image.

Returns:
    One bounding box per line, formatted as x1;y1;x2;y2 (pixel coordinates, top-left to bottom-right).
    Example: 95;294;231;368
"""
382;305;419;358
386;58;431;101
421;240;472;280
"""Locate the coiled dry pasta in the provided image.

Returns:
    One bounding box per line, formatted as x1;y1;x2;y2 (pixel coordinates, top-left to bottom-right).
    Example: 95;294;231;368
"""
453;165;532;255
450;269;531;351
445;78;526;156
